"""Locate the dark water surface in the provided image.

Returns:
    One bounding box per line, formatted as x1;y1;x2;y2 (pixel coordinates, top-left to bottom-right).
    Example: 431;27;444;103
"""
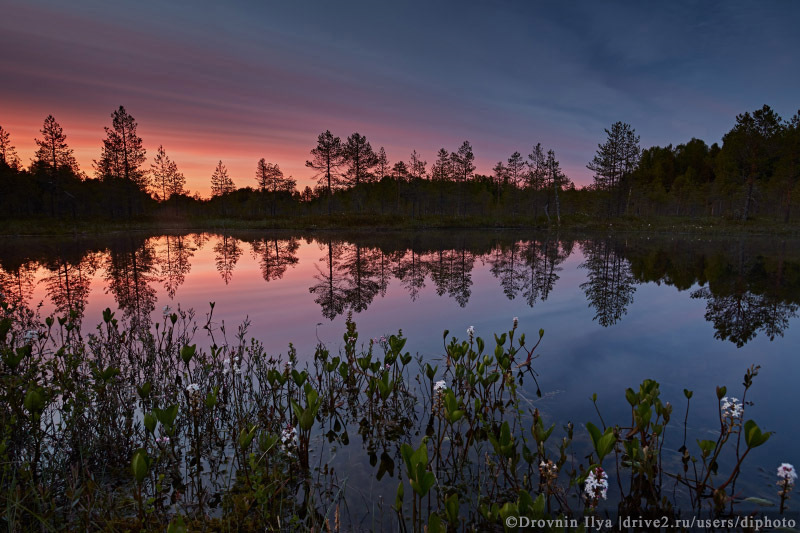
2;229;798;500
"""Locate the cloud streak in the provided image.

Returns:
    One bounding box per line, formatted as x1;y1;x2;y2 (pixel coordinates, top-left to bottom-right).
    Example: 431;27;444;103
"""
1;0;798;195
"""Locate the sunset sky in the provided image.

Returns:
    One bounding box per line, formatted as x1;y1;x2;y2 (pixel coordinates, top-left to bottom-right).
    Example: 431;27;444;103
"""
2;0;798;196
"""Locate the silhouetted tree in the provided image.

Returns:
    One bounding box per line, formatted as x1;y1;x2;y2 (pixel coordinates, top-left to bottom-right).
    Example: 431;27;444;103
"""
720;105;783;220
776;111;800;222
33;115;79;175
150;145;185;201
409;150;427;179
431;148;452;182
0;125;21;170
343;133;378;187
306;130;344;215
588;121;640;217
210;160;234;216
545;149;567;224
451;141;475;215
95;106;147;188
255;159;295;215
375;146;390;181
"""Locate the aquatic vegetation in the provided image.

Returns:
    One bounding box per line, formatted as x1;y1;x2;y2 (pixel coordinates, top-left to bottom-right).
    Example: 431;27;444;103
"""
0;297;793;531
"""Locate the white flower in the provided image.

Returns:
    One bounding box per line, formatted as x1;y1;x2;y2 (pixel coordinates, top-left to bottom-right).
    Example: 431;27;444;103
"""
162;305;172;316
467;326;475;342
584;467;609;503
720;397;743;420
186;383;200;395
433;380;447;393
778;463;798;485
156;436;170;445
513;317;518;328
281;424;298;449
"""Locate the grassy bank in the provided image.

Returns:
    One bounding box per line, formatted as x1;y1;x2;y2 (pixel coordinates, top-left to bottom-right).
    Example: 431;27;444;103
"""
3;213;800;237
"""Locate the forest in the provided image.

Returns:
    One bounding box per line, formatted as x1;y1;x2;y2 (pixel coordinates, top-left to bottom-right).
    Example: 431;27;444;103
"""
1;104;799;225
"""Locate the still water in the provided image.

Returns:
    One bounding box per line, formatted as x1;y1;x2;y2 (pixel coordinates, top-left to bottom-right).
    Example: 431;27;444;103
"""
1;229;798;498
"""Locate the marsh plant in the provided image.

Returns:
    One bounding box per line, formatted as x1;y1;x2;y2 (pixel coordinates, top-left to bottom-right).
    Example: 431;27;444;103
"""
0;297;793;531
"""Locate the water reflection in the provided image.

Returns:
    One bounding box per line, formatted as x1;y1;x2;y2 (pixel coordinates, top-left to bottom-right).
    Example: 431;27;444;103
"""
105;236;158;329
580;238;637;327
158;234;195;299
1;232;799;347
249;236;299;282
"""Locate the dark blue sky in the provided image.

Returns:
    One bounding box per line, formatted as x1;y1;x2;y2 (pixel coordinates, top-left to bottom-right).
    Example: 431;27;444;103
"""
2;0;798;192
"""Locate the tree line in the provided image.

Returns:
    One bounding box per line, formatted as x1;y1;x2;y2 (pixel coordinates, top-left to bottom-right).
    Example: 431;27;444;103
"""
1;104;798;222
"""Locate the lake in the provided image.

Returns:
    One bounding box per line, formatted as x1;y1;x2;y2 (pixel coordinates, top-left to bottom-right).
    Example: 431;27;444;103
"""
2;229;798;524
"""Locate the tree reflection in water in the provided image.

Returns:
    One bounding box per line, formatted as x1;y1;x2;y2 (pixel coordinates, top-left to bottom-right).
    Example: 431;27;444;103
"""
0;232;799;347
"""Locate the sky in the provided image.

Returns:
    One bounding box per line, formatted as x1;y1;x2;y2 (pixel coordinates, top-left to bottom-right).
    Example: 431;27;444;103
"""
1;0;799;196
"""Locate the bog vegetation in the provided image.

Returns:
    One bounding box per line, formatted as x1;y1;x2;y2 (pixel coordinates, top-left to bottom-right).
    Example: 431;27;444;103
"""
1;104;799;225
1;298;795;531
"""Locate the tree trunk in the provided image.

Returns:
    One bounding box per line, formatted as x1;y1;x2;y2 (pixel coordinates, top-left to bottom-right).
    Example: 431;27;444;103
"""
742;179;754;220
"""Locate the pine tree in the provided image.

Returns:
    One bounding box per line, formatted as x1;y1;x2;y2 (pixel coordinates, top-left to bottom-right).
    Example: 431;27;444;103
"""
375;147;390;180
33;115;79;175
342;132;378;187
96;106;148;190
587;122;640;216
256;158;295;215
408;150;427;179
451;141;476;183
211;160;234;196
150;145;185;201
430;148;452;182
546;149;568;225
306;130;344;214
0;125;21;169
507;151;525;187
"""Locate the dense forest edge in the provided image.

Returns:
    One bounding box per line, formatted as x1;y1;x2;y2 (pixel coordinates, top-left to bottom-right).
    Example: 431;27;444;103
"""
2;104;799;235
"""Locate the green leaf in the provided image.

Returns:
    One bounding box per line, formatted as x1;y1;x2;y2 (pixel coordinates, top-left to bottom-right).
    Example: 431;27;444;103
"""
131;448;149;483
238;425;257;449
697;439;716;456
180;344;196;364
154;404;179;427
24;387;45;414
394;480;404;510
137;382;152;399
166;515;187;533
625;387;638;406
744;420;771;448
586;421;602;450
743;497;774;507
596;431;616;462
428;512;443;533
144;412;157;434
445;493;459;524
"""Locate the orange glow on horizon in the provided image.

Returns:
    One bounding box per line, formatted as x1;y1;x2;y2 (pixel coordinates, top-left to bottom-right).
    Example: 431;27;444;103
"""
2;107;320;198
